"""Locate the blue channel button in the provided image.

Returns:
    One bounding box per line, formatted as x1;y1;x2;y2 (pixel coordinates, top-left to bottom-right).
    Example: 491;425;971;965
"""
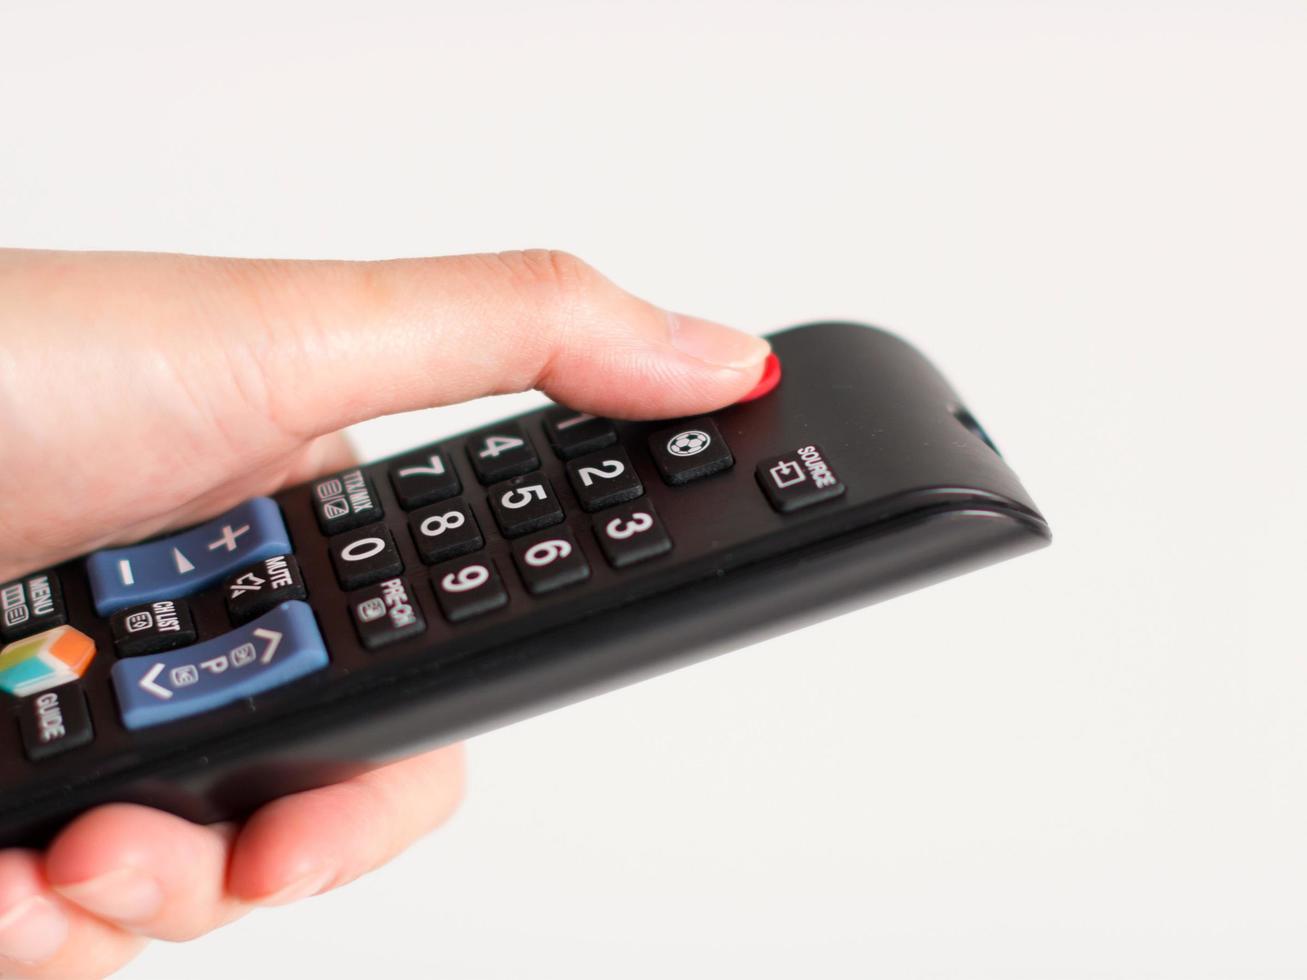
110;601;328;730
86;498;291;616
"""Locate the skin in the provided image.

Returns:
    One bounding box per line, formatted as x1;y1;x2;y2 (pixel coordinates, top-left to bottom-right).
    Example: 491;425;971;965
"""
0;248;770;978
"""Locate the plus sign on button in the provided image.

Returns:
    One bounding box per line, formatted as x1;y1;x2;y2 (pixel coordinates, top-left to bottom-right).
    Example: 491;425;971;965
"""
85;498;292;615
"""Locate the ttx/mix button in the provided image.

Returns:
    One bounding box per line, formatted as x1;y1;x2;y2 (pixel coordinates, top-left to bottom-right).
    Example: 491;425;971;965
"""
311;468;382;535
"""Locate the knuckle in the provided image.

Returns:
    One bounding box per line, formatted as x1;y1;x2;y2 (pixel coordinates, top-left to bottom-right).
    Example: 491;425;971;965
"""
492;249;600;320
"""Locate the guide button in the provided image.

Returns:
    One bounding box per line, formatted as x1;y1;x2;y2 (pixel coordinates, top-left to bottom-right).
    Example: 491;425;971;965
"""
17;684;93;761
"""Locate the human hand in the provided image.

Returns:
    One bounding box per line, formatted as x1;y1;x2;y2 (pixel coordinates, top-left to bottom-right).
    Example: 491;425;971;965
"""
0;248;770;977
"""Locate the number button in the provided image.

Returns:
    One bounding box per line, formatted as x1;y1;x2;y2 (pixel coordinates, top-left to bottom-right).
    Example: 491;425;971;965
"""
488;475;564;538
329;526;403;590
564;447;643;512
542;407;618;460
593;500;673;568
511;527;591;596
408;498;484;564
430;557;509;623
465;422;539;484
389;447;461;510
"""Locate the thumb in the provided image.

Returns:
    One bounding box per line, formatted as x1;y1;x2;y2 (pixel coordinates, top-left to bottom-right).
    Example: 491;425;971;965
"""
229;249;771;436
0;248;771;573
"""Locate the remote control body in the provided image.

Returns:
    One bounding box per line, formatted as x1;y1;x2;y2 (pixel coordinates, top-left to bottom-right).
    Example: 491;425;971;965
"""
0;322;1049;846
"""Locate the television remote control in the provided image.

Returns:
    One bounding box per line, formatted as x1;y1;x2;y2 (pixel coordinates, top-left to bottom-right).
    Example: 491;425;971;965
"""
0;322;1049;846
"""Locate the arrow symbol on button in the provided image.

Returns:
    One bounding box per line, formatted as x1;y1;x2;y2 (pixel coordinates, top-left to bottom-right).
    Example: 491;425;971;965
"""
139;663;172;700
254;628;282;665
173;548;195;574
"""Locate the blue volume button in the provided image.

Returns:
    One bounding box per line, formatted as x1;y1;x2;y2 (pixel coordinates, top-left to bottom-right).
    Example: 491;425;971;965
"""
110;601;328;730
85;498;291;615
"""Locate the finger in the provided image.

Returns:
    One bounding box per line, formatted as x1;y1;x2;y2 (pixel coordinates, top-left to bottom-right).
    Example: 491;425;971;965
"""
9;247;770;432
280;429;359;484
227;744;464;904
237;249;771;431
0;848;145;978
43;804;246;943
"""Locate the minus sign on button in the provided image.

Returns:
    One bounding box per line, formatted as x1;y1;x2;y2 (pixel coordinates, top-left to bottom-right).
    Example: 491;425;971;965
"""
118;559;134;585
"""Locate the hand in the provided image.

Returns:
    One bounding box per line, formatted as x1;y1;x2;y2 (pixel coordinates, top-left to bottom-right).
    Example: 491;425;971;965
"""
0;248;770;977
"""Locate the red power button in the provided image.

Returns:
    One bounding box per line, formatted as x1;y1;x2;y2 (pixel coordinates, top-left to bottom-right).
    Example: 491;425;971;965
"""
736;353;782;403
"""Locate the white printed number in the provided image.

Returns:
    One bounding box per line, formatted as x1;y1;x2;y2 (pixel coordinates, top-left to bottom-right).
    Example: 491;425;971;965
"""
501;484;546;509
340;537;386;561
420;510;466;537
441;565;489;592
398;454;446;478
605;513;653;540
478;436;525;459
576;459;624;486
524;539;572;567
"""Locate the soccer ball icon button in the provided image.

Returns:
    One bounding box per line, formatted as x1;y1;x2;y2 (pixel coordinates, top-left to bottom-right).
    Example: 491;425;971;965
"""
667;430;712;457
649;418;734;485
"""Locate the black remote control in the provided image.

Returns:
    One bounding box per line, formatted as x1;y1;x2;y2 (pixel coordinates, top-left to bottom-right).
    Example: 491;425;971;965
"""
0;322;1049;846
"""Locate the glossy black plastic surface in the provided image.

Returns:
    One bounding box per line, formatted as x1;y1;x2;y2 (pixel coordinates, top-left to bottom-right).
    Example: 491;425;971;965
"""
0;322;1049;845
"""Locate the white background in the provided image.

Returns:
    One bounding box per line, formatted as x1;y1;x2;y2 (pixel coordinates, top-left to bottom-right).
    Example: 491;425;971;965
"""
3;1;1306;976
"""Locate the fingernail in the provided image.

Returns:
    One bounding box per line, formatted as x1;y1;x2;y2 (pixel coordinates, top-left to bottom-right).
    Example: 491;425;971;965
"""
257;867;335;906
54;867;163;925
0;895;68;964
667;313;770;370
